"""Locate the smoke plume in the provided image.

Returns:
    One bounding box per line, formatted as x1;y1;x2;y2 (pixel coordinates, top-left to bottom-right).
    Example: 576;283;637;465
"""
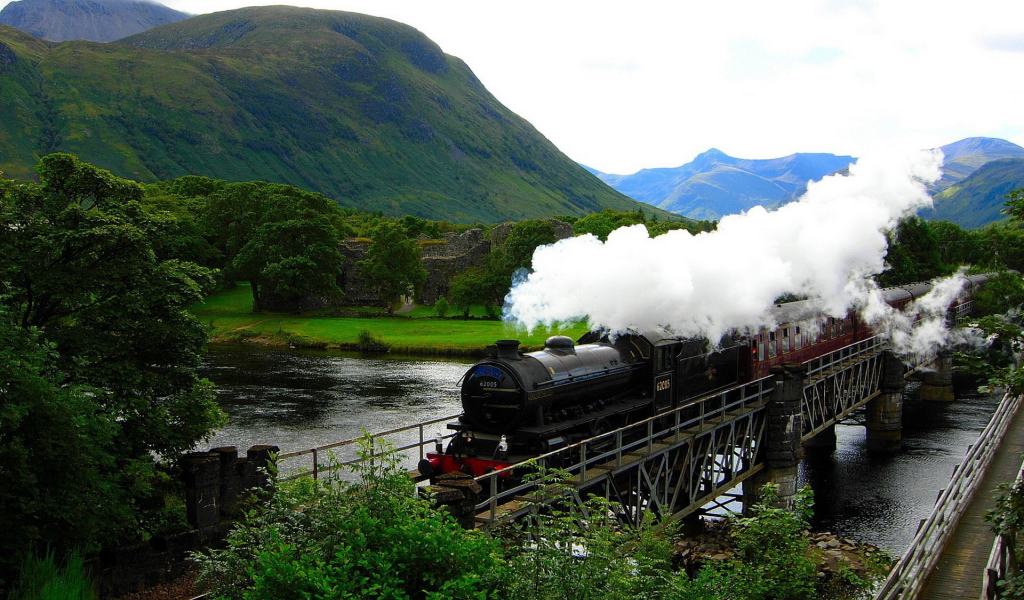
504;150;961;355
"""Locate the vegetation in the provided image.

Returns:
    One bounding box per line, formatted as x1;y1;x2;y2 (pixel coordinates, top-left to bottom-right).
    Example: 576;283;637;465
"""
357;221;427;315
0;7;667;224
7;550;96;600
0;154;224;585
196;442;883;600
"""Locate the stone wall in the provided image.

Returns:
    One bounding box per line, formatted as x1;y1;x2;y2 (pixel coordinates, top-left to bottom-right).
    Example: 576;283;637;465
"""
270;218;575;311
89;445;278;598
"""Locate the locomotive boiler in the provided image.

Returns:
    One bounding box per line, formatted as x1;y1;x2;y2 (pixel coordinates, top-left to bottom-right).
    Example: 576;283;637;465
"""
422;330;742;478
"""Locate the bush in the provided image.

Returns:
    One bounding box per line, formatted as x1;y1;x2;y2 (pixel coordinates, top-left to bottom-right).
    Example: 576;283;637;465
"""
8;549;96;600
356;329;391;352
194;436;504;600
433;297;450;318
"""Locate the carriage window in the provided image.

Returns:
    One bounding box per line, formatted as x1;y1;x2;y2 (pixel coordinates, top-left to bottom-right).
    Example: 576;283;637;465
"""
839;318;846;335
768;332;777;358
781;328;790;354
830;318;837;339
794;326;802;350
758;336;766;361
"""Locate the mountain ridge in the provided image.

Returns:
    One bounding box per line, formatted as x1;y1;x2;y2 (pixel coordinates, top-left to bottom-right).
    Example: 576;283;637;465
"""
0;0;189;42
0;6;659;224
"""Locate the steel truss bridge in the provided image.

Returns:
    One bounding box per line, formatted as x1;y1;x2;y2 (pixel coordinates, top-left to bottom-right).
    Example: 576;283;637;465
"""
279;334;902;529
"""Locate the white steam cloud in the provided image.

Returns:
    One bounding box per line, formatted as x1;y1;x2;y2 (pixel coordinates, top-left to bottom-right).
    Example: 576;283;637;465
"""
505;150;967;358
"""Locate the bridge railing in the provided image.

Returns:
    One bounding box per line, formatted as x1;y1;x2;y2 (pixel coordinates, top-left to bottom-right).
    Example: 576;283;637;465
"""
470;376;775;526
804;335;887;381
275;413;461;481
982;456;1024;600
874;392;1023;600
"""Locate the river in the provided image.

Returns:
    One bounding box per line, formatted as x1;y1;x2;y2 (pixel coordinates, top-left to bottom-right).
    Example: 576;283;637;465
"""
198;344;1003;556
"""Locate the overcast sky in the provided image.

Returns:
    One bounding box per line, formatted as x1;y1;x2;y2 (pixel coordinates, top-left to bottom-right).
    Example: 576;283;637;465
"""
4;0;1024;174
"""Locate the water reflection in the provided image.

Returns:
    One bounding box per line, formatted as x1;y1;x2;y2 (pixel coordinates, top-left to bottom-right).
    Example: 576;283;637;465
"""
198;345;473;454
800;383;1001;555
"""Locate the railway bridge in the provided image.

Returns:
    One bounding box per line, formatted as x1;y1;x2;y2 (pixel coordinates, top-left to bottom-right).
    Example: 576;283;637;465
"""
279;332;959;529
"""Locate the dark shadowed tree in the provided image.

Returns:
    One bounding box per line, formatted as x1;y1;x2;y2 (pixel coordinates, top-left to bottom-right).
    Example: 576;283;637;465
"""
0;154;224;578
357;221;427;315
877;216;948;286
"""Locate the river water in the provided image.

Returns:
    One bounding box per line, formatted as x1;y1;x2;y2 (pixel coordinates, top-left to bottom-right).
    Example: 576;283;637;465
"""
198;344;1003;556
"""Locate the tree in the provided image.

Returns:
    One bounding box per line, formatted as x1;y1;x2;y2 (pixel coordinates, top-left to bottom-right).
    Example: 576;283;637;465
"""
357;221;427;315
448;266;500;318
877;216;948;287
232;217;343;312
0;154;224;577
198;181;351;310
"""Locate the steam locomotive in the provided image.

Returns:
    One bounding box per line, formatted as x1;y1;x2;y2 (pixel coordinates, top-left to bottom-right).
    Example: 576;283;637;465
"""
419;275;990;479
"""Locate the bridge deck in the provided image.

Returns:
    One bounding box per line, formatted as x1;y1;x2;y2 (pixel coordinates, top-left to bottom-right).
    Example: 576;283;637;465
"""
919;396;1024;600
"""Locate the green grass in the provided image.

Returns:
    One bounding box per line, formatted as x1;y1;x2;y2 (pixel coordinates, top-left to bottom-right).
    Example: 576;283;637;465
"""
193;284;589;355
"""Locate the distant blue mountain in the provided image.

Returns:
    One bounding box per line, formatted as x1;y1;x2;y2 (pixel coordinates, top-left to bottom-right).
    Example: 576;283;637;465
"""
592;137;1024;226
591;149;855;221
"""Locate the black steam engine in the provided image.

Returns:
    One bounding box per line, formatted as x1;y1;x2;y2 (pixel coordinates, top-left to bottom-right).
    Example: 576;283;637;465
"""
423;330;742;478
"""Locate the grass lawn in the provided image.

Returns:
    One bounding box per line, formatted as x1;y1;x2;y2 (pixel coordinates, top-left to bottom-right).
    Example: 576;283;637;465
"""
193;284;590;356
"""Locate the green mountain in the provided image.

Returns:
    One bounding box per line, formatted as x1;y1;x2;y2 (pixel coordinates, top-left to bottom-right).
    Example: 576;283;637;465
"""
929;137;1024;195
922;158;1024;229
0;7;650;223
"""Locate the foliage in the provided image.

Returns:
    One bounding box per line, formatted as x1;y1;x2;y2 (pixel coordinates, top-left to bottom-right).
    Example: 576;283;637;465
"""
0;154;224;582
573;209;646;241
448;266;504;318
0;10;650;224
194;436;504;600
432;296;450;317
357;221;428;315
700;484;818;600
7;549;96;600
877;216;949;287
986;479;1024;599
198;180;350;310
497;469;680;600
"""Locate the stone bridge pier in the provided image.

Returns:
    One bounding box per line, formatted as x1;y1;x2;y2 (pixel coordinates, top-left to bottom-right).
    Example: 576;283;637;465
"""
866;351;907;452
920;351;955;402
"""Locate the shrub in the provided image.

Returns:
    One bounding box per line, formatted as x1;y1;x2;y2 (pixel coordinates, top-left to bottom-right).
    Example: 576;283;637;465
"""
8;549;96;600
356;329;391;352
194;436;504;600
433;297;450;318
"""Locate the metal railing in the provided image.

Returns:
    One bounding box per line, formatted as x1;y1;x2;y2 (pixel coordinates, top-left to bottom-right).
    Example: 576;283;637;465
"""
469;376;775;527
804;335;887;382
276;413;461;481
874;392;1023;600
982;457;1024;600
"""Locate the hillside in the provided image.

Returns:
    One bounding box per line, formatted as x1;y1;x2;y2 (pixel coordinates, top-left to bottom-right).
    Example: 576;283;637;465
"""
0;7;652;223
921;158;1024;229
593;149;854;221
0;0;188;42
929;137;1024;195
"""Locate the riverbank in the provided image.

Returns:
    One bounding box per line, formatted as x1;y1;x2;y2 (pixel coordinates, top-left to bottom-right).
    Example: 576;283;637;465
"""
192;284;589;356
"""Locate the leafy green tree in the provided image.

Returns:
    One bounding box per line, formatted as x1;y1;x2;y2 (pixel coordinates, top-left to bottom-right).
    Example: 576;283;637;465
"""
0;154;225;582
233;217;343;312
448;266;502;318
573;209;645;241
357;221;427;315
930;220;989;270
499;219;558;272
199;181;351;309
877;216;948;286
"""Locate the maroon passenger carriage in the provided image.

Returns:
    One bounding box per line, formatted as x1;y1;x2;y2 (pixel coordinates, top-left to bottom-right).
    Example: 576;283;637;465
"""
417;274;990;481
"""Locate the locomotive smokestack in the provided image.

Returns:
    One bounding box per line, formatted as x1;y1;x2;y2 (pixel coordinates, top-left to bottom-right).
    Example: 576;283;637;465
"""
496;339;522;360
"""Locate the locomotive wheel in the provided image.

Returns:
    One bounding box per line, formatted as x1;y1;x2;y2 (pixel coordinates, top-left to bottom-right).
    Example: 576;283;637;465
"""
588;418;616;457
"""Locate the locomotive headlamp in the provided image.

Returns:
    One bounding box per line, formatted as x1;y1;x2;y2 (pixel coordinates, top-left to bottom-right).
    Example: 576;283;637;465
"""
435;432;444;454
496;434;509;460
